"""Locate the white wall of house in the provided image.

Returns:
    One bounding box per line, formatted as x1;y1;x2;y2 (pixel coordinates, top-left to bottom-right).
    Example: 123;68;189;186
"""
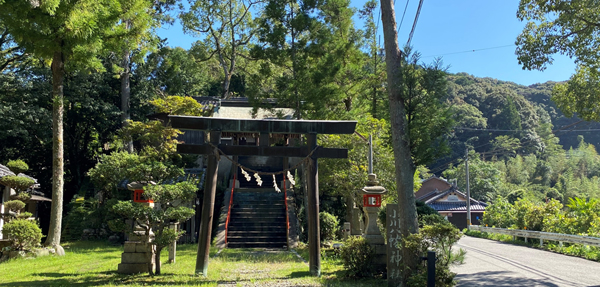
0;186;9;239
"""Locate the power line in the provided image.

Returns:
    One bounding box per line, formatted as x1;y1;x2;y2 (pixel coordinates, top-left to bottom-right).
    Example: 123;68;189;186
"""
428;120;588;174
406;0;424;46
455;127;600;132
397;0;411;35
421;44;515;58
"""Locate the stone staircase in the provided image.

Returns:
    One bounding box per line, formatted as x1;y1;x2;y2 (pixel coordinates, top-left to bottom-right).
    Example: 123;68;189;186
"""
227;188;288;248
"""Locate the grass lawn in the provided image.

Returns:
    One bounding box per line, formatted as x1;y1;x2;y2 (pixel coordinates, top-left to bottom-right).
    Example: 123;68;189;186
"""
0;241;384;286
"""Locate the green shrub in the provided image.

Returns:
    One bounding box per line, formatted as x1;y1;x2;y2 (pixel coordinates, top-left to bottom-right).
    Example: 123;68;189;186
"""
4;200;26;213
3;219;43;251
319;211;339;241
6;160;28;174
340;236;375;277
0;175;35;192
404;217;463;287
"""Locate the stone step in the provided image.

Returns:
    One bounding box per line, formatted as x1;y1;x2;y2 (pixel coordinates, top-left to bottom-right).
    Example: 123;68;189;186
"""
228;225;287;232
228;218;286;224
228;242;287;249
228;230;286;236
227;234;287;242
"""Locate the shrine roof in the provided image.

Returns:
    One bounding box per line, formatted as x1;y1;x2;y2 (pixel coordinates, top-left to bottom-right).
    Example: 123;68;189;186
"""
151;114;357;135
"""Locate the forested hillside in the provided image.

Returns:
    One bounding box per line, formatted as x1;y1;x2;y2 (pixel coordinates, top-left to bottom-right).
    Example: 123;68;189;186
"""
429;73;600;204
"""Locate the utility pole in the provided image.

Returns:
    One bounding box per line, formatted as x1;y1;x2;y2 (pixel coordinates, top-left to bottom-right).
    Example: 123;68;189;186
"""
465;148;471;228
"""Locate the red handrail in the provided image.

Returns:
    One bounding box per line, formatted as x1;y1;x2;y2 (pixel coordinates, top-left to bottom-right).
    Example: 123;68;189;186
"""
284;177;290;233
225;172;236;244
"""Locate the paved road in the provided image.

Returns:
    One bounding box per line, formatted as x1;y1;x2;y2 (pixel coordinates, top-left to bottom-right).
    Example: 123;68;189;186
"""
451;236;600;287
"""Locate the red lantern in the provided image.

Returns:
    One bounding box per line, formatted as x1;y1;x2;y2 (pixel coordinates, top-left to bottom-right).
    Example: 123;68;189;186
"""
363;194;381;207
133;189;154;203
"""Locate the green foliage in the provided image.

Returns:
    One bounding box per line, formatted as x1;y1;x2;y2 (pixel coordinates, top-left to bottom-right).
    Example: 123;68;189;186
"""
404;215;463;287
3;219;43;251
516;0;600;121
87;151;184;199
108;178;197;275
0;175;34;192
6;159;28;174
339;236;376;278
118;120;183;159
62;198;114;241
401;50;455;167
319;211;339;242
482;197;600;237
4;200;26;213
320;116;396;197
149;95;210;117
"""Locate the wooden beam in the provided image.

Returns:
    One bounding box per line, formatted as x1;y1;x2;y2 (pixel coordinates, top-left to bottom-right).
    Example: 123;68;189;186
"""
152;114;357;135
306;133;321;276
195;131;221;276
177;144;348;159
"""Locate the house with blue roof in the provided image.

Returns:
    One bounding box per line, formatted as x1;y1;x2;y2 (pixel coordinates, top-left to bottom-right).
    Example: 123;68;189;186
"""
415;176;487;229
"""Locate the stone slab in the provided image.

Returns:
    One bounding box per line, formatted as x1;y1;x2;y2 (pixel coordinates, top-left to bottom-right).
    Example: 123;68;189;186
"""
135;244;152;253
124;241;139;253
118;263;150;274
121;252;150;264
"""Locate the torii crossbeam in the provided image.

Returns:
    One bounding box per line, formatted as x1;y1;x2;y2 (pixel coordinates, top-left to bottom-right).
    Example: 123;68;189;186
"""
159;115;356;277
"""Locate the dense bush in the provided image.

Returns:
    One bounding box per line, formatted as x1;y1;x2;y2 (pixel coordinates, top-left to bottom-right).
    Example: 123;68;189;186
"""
3;219;43;251
319;211;339;241
6;159;29;174
339;236;375;277
482;197;600;236
0;175;34;192
62;198;114;241
404;215;464;287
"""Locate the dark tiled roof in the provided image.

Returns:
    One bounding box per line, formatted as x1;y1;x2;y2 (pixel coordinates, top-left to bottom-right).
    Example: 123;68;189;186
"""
428;201;487;212
419;184;487;212
0;164;40;190
417;189;441;202
0;164;15;178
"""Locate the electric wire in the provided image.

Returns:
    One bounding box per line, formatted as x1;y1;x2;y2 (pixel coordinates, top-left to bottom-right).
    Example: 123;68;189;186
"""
422;44;515;58
427;120;590;174
406;0;424;46
397;0;411;35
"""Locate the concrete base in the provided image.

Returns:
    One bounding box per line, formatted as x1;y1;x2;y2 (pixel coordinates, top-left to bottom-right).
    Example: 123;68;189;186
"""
118;263;149;274
118;241;154;274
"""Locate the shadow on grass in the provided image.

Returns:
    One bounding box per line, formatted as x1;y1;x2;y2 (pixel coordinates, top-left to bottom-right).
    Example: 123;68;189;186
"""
10;271;222;286
216;248;300;263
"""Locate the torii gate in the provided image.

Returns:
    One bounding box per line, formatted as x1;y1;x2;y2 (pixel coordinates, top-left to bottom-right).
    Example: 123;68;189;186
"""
161;115;357;277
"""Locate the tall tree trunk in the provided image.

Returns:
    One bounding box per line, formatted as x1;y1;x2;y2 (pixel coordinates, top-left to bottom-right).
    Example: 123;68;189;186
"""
45;50;65;252
380;0;419;284
121;31;133;153
121;50;132;152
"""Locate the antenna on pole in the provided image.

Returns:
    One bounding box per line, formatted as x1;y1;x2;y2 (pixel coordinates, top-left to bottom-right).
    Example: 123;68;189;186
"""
368;134;373;174
465;147;471;229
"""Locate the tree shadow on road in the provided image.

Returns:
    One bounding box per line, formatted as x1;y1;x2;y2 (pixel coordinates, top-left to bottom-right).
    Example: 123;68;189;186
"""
455;271;572;287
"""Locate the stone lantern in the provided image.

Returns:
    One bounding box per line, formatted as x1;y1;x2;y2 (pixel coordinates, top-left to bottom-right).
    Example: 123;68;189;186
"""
117;181;156;274
360;173;386;244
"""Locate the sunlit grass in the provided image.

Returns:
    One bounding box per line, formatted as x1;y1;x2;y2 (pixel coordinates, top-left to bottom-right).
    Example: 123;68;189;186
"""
0;241;385;286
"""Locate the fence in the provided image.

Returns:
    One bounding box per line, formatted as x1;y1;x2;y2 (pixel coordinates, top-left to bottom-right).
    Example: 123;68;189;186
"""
470;225;600;247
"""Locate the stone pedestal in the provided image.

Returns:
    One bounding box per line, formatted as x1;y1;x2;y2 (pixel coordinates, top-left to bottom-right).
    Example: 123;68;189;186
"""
168;224;177;263
118;241;155;274
351;207;362;235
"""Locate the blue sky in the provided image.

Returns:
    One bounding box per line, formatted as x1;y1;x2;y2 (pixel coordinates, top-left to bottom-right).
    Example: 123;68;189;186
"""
157;0;576;86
